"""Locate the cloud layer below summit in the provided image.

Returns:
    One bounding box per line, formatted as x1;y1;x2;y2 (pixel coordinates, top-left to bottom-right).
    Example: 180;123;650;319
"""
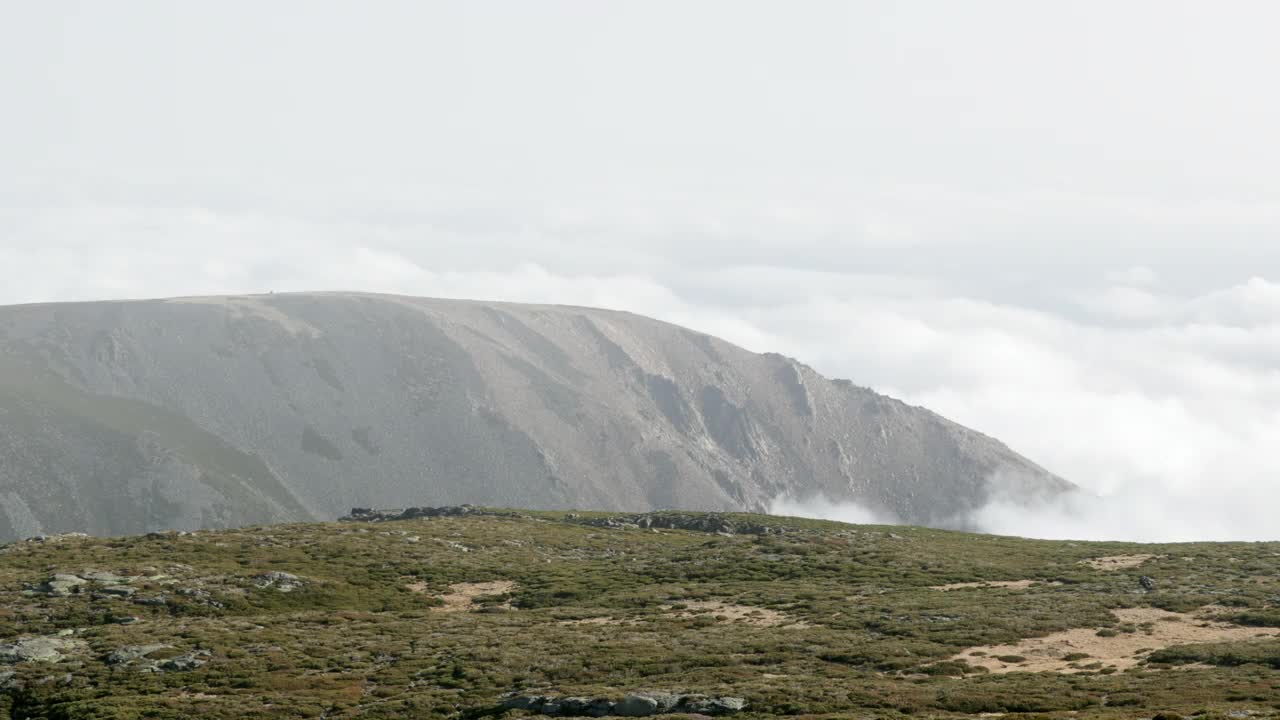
6;1;1280;540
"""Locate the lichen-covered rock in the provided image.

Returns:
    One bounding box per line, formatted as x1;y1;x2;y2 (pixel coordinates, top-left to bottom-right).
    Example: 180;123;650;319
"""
0;637;85;664
36;574;88;596
253;571;304;592
614;695;659;716
676;695;747;715
106;644;173;665
136;650;211;673
79;570;135;584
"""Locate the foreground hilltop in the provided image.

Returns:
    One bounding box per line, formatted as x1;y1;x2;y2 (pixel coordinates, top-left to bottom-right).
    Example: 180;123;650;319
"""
1;510;1278;718
0;292;1069;540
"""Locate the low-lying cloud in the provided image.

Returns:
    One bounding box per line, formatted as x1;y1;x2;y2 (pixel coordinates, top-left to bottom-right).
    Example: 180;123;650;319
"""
768;496;902;529
3;200;1279;543
772;485;1276;544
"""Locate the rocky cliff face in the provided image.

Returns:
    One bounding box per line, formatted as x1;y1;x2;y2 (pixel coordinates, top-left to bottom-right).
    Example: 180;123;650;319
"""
0;292;1071;540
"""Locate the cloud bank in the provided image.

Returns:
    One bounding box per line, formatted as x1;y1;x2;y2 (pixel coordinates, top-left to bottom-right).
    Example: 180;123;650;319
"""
3;206;1278;542
6;2;1280;542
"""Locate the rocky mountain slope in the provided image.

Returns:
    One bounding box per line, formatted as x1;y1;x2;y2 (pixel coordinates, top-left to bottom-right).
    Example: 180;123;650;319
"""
0;292;1071;540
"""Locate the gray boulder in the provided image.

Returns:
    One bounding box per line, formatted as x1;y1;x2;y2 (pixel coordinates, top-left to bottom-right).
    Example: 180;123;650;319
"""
501;695;552;711
79;570;134;584
0;637;84;664
676;695;748;716
556;698;598;715
614;695;659;716
150;650;211;673
253;571;304;592
37;574;88;596
106;644;173;665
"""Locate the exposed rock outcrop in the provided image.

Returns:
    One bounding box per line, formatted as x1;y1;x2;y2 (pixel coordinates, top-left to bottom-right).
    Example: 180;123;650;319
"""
341;506;779;536
0;636;85;664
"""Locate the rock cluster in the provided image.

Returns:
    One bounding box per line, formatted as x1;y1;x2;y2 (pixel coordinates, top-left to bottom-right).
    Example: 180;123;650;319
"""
107;644;174;666
149;650;211;673
173;586;225;609
342;505;527;523
501;692;746;716
253;571;306;593
34;574;88;597
571;513;779;536
20;533;89;545
342;506;780;537
106;645;210;673
27;570;142;598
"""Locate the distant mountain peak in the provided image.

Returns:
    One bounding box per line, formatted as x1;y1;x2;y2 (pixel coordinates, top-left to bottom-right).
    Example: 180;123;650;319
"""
0;292;1072;541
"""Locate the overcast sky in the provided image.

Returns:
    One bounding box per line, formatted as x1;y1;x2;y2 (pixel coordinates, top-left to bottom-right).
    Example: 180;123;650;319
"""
4;1;1279;540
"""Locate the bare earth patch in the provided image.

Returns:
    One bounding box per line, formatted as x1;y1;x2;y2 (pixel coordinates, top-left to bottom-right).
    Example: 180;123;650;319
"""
1080;554;1158;571
661;600;810;628
416;581;517;613
931;580;1061;591
956;607;1280;673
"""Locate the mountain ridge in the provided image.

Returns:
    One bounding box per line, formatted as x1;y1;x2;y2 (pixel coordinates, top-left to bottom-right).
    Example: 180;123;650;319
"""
0;291;1071;541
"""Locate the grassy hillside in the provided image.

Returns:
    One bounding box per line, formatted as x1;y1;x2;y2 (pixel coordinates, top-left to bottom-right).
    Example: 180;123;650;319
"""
1;509;1277;719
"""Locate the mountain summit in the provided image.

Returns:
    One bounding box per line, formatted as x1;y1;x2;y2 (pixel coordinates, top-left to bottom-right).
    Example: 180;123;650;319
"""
0;292;1070;540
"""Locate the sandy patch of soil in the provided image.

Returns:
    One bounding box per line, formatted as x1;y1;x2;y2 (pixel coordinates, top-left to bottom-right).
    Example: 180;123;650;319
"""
662;600;810;628
931;580;1061;591
414;580;517;612
956;607;1279;673
1080;554;1158;570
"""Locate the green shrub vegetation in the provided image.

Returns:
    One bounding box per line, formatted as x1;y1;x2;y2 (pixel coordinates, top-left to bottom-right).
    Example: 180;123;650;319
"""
0;510;1276;718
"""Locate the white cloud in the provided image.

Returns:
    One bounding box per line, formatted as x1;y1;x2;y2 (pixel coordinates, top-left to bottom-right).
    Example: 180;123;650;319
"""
2;196;1280;538
6;204;1280;541
5;0;1280;542
769;496;899;528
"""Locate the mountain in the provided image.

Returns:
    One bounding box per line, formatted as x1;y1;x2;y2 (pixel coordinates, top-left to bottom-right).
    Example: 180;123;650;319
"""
0;292;1071;541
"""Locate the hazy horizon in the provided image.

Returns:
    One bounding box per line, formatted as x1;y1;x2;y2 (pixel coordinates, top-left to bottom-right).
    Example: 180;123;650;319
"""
5;1;1279;541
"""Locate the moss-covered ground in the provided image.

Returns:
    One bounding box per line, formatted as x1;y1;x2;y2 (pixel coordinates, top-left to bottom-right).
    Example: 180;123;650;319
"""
1;511;1278;719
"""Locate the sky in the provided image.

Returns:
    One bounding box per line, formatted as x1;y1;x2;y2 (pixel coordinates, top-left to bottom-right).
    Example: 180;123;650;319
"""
3;1;1279;541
